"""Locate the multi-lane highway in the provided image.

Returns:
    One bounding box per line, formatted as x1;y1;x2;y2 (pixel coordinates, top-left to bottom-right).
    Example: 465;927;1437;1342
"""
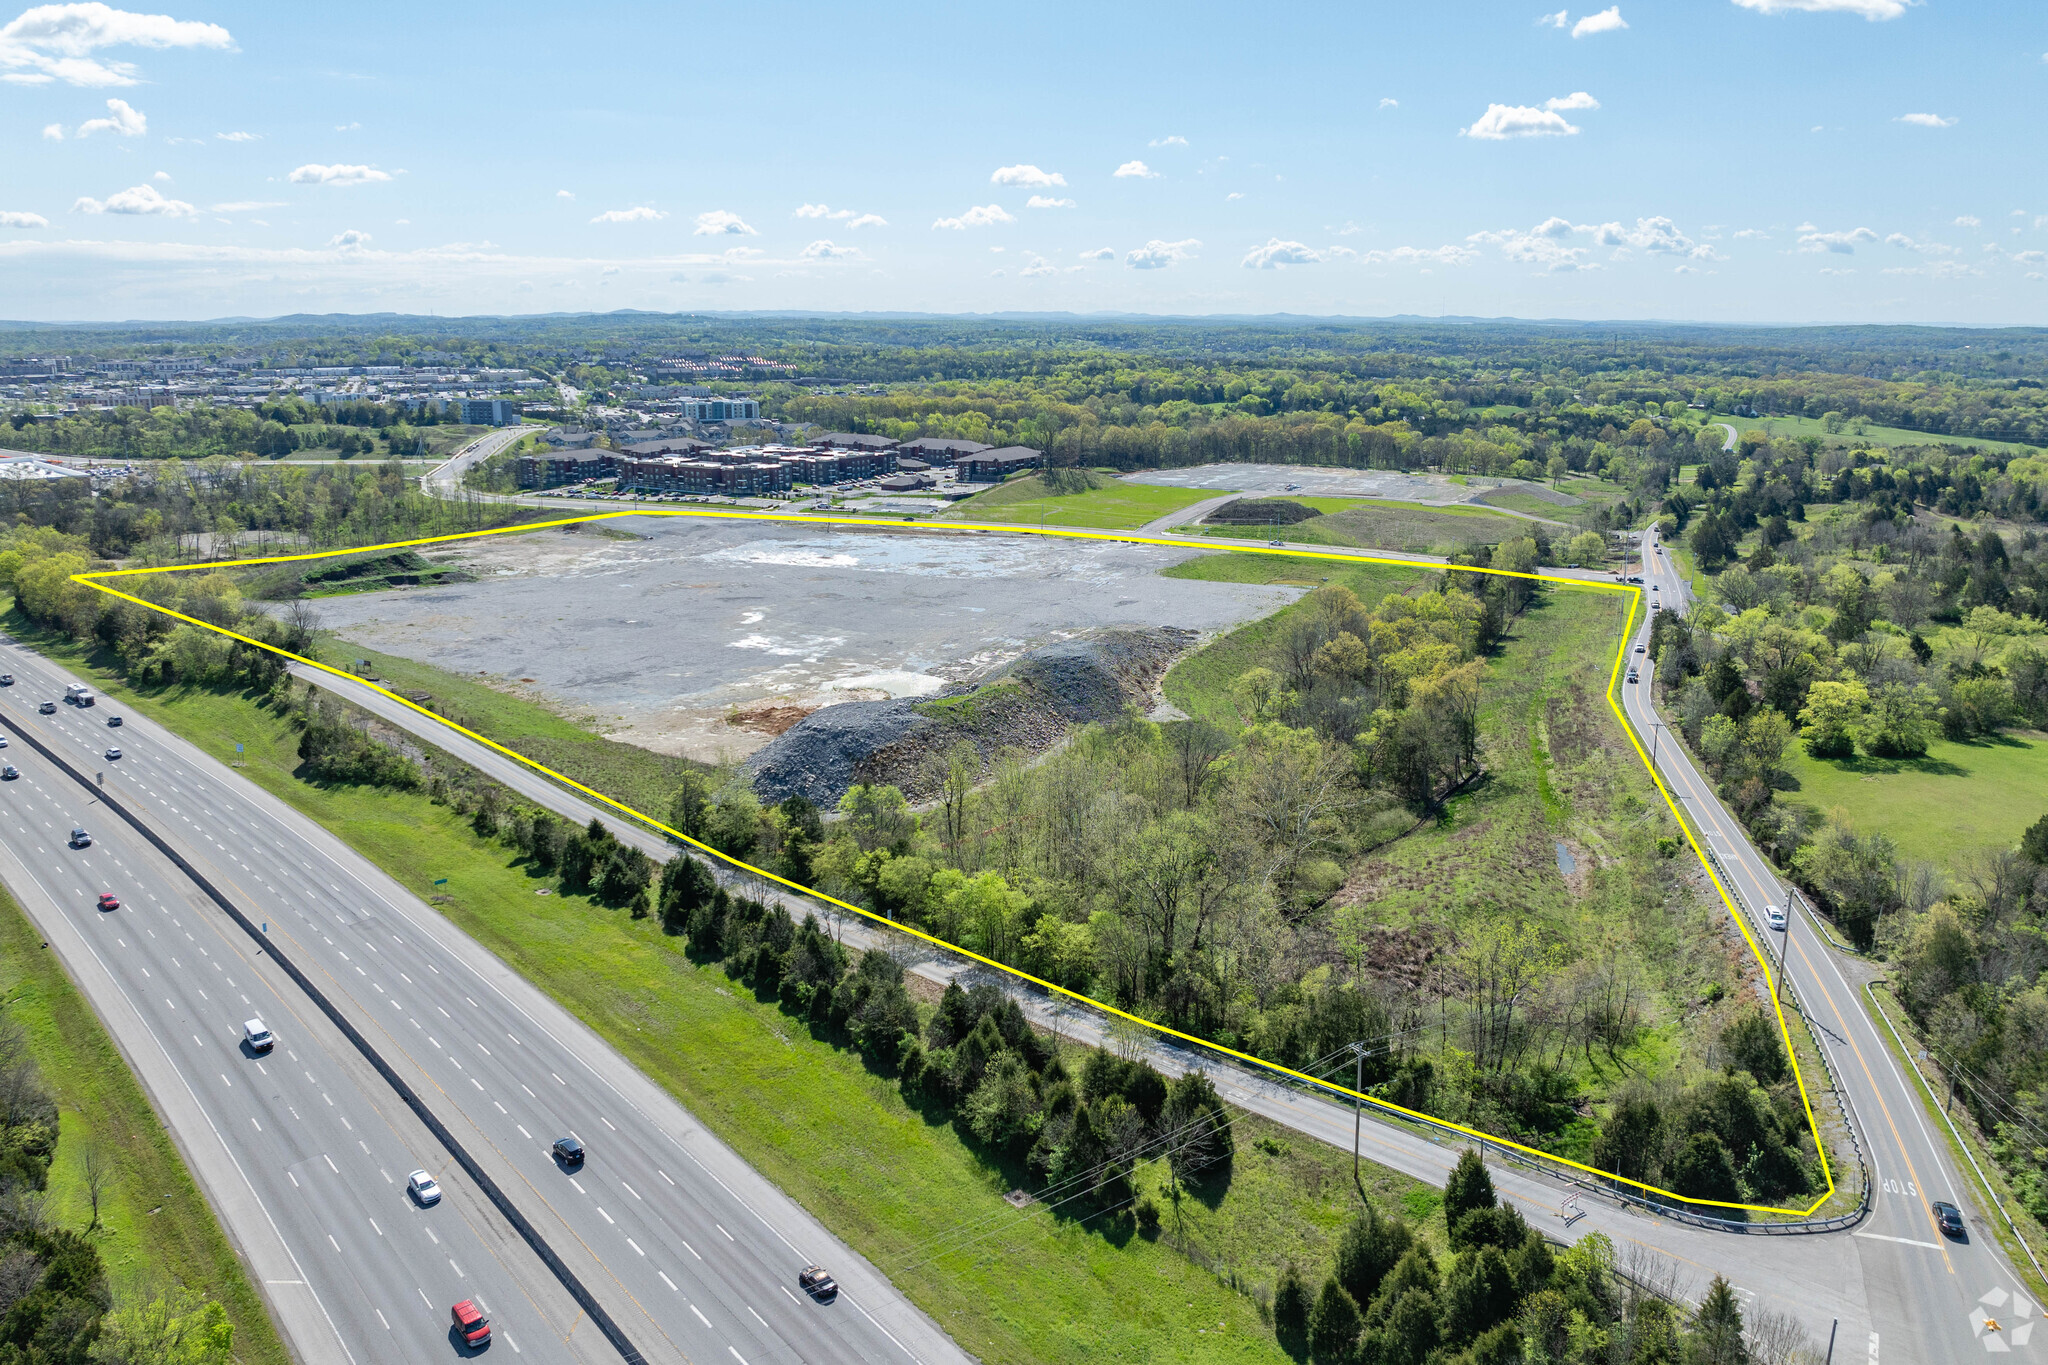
0;638;967;1365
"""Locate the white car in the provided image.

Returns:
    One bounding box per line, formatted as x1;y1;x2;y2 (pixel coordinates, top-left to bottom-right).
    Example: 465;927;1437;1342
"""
407;1170;442;1205
1765;904;1787;931
243;1019;274;1052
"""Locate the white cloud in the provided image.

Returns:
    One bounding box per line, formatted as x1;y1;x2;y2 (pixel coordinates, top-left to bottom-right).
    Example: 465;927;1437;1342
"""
1733;228;1771;239
693;209;756;235
1797;226;1878;253
150;169;166;180
1462;103;1581;140
1242;238;1323;269
2013;250;2046;265
76;96;143;137
72;182;193;216
931;203;1014;229
1079;246;1115;261
1470;215;1718;269
1538;9;1567;26
210;200;281;212
40;121;61;140
1148;135;1187;147
1359;244;1480;267
0;211;47;228
990;164;1065;187
214;130;256;142
1954;215;1980;227
1818;267;1856;275
328;228;370;251
1883;232;1956;254
334;121;359;131
1026;195;1075;209
795;204;886;227
1731;0;1906;16
1572;6;1627;36
1226;192;1245;201
1546;91;1599;110
1896;112;1956;128
0;3;234;88
288;163;390;186
1019;252;1056;277
1378;97;1398;109
799;239;860;260
1126;238;1199;269
556;189;574;201
1881;260;1980;278
1113;160;1159;179
1674;264;1704;275
589;206;665;224
1327;245;1357;259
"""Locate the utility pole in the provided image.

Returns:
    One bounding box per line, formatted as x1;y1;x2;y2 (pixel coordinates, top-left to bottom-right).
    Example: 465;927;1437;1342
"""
1350;1041;1370;1195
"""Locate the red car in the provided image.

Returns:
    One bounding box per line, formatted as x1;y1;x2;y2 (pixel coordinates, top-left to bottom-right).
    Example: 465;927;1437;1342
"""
451;1299;490;1347
96;893;119;912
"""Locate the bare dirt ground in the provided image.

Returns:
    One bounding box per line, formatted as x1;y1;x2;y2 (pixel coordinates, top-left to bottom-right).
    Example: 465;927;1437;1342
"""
308;518;1298;762
1124;462;1556;507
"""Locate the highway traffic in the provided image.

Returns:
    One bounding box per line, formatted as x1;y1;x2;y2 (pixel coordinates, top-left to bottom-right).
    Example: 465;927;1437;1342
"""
0;638;965;1365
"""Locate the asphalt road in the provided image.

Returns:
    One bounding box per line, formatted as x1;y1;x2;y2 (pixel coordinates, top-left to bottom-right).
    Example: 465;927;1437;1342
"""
1630;526;2039;1361
0;642;967;1365
424;428;529;498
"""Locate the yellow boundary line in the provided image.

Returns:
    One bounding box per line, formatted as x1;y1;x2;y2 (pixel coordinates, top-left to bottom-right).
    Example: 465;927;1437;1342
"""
70;509;1833;1218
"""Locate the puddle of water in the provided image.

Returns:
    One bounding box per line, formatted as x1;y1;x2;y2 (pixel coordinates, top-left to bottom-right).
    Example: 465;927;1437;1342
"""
1554;841;1577;876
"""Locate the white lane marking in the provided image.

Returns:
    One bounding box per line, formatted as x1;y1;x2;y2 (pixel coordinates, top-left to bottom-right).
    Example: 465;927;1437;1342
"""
520;1084;535;1098
600;1116;615;1131
658;1169;674;1186
626;1237;643;1256
375;1310;388;1330
368;1218;382;1237
448;1258;463;1278
747;1306;767;1329
659;1271;677;1291
1853;1231;1941;1250
620;1182;640;1201
782;1285;800;1304
690;1305;711;1328
418;1288;431;1309
717;1224;733;1241
551;1072;564;1085
288;1171;298;1187
219;1073;231;1087
324;1154;337;1173
516;1125;531;1140
730;1349;748;1365
251;1117;261;1131
494;1102;506;1114
597;1207;613;1224
569;1178;585;1194
682;1239;700;1259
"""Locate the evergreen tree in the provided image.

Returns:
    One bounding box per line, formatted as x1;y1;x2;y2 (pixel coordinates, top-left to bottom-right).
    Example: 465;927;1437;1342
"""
1333;1203;1411;1310
1686;1276;1749;1365
1272;1261;1312;1359
1443;1148;1497;1231
1307;1277;1362;1365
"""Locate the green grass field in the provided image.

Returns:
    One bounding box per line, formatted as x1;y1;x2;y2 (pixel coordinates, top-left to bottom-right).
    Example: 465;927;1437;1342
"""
952;475;1219;529
1191;500;1528;556
0;888;290;1364
1472;492;1576;521
1784;729;2048;867
1711;411;2040;455
15;611;1463;1365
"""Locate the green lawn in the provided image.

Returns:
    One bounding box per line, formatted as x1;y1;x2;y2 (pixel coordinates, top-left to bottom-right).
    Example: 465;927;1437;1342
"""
1472;492;1577;521
1711;411;2040;455
0;888;290;1364
16;616;1462;1365
1783;729;2048;867
951;476;1221;529
1186;501;1528;557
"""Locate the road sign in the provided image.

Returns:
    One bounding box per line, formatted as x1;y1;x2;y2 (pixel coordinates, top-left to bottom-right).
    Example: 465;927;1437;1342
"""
433;878;448;886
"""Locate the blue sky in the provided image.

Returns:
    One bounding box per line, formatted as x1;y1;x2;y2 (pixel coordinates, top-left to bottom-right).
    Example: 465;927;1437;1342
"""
1;0;2043;323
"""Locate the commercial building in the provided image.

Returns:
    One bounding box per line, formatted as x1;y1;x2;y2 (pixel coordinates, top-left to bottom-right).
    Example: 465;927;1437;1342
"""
457;398;522;426
515;450;617;488
676;396;760;423
956;446;1044;482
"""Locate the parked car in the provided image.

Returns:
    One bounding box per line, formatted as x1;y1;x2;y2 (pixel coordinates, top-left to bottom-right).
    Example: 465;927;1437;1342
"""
37;702;54;715
96;893;119;912
798;1265;839;1300
1765;905;1787;931
450;1299;491;1347
68;827;90;848
243;1019;274;1053
551;1135;585;1166
1933;1201;1965;1237
407;1170;442;1205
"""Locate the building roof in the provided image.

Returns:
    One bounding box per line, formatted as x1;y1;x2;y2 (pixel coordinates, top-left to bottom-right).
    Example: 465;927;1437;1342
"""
819;432;899;450
619;437;711;456
971;446;1044;463
897;437;992;455
877;473;928;491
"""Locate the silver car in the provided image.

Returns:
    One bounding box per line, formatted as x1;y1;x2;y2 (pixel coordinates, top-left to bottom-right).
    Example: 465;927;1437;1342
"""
407;1170;442;1205
1765;904;1787;931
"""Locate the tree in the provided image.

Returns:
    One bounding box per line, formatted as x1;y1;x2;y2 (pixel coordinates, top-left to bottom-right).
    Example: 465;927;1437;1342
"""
2023;813;2048;866
1667;1132;1740;1205
839;784;915;852
1273;1262;1312;1359
1442;1245;1518;1345
668;769;713;841
93;1286;234;1365
1591;1091;1664;1185
1720;1008;1787;1085
1686;1275;1750;1365
1796;679;1868;759
1307;1277;1362;1365
1857;682;1939;759
1333;1204;1412;1310
1164;719;1230;809
1443;1148;1497;1230
1566;530;1607;568
1793;820;1902;949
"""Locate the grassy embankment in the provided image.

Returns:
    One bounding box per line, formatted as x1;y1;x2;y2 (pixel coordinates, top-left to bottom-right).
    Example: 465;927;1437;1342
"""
6;608;1456;1365
1783;730;2048;870
1160;567;1856;1211
1185;500;1532;556
951;474;1219;529
0;885;291;1364
1711;411;2041;455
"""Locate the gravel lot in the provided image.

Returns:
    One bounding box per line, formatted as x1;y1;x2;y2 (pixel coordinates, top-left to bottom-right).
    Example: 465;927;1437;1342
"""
308;519;1297;761
1124;462;1545;505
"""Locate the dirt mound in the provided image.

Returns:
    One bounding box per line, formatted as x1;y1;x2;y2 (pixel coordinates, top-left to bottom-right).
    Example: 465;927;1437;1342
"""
1206;497;1320;525
725;703;818;736
747;628;1198;806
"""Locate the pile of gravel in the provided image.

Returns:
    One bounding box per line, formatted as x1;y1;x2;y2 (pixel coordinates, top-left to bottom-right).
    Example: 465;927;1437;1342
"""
747;627;1198;806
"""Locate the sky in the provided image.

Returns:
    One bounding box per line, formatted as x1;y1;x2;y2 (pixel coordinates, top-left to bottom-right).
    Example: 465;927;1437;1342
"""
0;0;2044;325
